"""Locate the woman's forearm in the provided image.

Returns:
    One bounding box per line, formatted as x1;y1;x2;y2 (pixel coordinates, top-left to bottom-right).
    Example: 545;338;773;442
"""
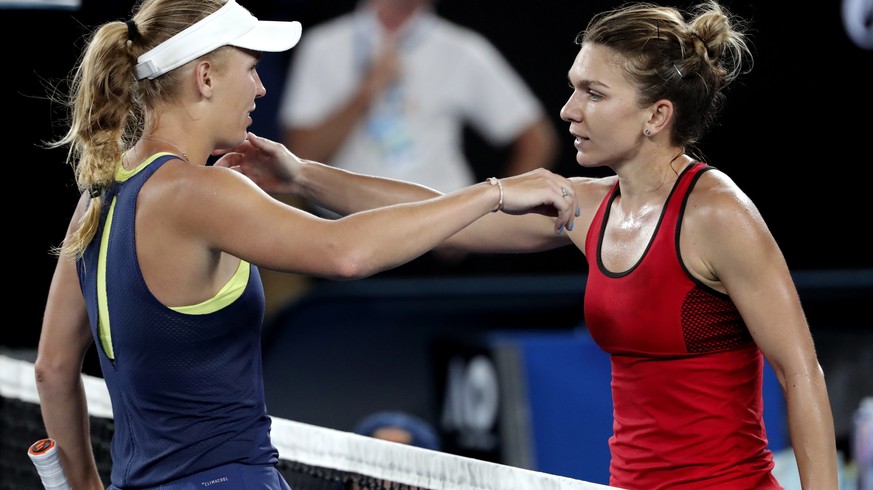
784;369;838;489
36;368;103;489
296;158;442;216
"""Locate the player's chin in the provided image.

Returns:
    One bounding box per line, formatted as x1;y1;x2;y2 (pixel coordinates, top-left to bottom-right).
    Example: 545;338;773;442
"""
575;152;604;170
575;151;591;167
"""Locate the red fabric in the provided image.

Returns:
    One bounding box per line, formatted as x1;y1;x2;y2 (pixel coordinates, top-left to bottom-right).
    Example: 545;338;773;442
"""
583;163;780;489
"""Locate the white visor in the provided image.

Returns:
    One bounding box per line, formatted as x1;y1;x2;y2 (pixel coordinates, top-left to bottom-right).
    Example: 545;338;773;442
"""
134;0;302;80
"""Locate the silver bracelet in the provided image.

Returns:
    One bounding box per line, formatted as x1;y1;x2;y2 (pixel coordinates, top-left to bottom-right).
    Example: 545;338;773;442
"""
488;177;504;212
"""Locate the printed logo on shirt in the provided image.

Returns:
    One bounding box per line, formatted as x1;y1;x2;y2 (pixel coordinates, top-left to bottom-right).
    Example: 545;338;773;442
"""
201;476;230;487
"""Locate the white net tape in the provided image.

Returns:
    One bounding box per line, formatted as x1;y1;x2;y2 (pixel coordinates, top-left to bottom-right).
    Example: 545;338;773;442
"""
1;354;618;490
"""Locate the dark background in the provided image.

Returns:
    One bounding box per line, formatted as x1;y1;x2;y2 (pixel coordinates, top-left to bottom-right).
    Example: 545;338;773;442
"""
3;1;871;345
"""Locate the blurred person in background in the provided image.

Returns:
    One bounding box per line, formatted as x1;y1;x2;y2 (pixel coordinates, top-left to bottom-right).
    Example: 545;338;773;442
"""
279;0;557;193
354;410;441;450
277;0;559;273
350;410;440;489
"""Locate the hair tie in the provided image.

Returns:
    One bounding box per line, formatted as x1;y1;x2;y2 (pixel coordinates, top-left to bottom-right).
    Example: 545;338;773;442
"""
126;19;140;42
89;187;102;198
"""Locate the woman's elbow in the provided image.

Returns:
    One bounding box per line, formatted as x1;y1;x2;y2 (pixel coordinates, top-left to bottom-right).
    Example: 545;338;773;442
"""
322;247;380;280
34;356;79;394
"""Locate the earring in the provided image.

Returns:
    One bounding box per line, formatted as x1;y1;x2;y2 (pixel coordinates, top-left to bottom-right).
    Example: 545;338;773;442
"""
644;129;651;136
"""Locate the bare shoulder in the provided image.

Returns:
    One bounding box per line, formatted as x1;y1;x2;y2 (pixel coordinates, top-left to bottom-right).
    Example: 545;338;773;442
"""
137;160;276;239
686;168;764;228
144;160;265;206
682;167;777;286
569;175;617;210
570;174;618;190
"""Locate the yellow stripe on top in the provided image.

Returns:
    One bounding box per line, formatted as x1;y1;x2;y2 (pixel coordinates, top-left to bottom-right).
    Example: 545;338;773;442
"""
97;153;174;360
114;152;174;180
96;198;116;360
96;153;251;359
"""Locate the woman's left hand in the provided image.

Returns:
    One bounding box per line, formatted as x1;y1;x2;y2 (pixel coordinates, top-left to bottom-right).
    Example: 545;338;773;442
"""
213;132;302;195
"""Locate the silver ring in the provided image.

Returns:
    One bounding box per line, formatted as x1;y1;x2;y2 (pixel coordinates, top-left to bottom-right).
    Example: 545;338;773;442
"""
561;187;571;198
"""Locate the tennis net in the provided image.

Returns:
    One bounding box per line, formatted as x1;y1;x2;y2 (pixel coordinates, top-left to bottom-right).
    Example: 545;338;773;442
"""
0;353;616;490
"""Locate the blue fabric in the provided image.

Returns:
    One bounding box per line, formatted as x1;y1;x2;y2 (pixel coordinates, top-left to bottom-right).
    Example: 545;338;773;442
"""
78;155;276;488
106;463;291;490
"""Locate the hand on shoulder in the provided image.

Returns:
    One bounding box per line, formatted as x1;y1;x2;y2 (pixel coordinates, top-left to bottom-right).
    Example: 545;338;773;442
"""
213;132;302;195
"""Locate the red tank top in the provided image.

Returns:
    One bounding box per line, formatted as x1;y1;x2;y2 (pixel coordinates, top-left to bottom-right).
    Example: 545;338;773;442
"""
584;163;780;489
